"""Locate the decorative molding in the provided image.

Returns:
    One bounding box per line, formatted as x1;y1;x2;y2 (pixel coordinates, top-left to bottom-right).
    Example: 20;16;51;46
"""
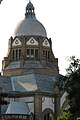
43;39;50;47
26;37;38;45
12;38;21;46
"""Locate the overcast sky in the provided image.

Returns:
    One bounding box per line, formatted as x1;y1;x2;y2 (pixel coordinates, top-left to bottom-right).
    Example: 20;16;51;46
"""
0;0;80;75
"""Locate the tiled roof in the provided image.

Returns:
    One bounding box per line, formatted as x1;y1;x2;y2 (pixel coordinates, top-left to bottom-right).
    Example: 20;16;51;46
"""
6;101;30;115
0;70;57;93
0;76;12;92
5;60;58;70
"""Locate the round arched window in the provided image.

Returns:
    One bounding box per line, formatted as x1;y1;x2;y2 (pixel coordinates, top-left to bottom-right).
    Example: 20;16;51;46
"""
44;113;54;120
43;108;54;120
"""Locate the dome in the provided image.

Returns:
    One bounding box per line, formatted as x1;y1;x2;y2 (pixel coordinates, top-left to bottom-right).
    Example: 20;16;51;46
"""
26;1;34;10
13;2;47;37
14;16;47;37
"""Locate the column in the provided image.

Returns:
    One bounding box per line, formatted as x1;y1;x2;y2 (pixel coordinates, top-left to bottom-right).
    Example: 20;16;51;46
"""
0;88;2;115
34;93;42;120
54;94;60;120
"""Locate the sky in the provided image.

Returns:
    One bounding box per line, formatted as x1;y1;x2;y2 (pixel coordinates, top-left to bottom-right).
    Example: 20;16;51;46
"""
0;0;80;75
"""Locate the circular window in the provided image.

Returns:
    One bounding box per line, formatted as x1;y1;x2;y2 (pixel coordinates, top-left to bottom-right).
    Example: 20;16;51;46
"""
30;39;34;44
15;39;19;44
44;40;48;45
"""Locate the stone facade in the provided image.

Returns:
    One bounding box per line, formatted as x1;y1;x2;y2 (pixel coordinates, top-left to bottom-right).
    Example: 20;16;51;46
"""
0;1;67;120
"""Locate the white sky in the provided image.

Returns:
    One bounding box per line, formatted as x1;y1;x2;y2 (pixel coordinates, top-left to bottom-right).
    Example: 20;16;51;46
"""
0;0;80;75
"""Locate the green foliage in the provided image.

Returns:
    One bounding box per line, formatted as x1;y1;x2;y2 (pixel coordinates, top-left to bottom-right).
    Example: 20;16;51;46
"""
57;56;80;120
65;56;80;119
66;56;80;75
57;110;72;120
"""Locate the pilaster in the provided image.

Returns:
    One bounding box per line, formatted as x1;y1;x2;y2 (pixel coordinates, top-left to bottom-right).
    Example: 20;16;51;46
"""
34;93;42;120
54;86;61;120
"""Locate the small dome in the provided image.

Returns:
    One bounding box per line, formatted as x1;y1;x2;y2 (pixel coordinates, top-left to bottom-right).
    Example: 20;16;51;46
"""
13;2;47;37
26;2;34;10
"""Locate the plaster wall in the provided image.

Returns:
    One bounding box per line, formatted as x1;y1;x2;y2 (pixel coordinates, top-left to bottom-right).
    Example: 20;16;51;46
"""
42;97;54;112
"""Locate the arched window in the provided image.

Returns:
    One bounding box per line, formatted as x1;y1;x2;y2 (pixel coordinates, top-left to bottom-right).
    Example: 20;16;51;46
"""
43;50;50;61
12;49;21;61
31;49;34;59
35;49;38;60
44;113;54;120
43;108;54;120
26;49;38;60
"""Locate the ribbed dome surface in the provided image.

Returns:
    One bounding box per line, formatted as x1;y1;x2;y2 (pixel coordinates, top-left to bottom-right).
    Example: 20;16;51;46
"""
13;2;47;37
14;15;47;37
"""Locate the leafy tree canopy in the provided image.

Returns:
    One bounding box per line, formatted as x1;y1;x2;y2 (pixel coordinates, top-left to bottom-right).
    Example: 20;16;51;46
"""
57;56;80;120
57;110;72;120
65;56;80;119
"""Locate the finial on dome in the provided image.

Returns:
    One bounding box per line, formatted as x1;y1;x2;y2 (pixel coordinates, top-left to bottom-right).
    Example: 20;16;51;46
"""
25;0;35;18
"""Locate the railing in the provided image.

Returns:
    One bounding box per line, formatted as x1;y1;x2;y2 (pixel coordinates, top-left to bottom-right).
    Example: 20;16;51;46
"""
0;114;34;120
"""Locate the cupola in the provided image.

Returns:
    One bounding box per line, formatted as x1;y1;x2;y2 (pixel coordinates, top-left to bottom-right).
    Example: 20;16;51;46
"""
13;1;47;37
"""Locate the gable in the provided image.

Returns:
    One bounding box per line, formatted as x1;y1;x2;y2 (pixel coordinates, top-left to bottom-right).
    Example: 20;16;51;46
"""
26;37;38;45
12;38;21;46
43;39;50;47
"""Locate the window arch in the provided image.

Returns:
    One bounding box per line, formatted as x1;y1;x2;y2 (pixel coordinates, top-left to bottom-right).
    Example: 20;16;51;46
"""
42;108;54;120
26;49;38;60
12;49;21;61
43;50;50;61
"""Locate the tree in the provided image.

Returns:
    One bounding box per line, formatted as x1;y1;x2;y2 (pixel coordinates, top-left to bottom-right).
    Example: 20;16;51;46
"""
66;56;80;117
57;110;72;120
0;0;3;4
61;56;80;119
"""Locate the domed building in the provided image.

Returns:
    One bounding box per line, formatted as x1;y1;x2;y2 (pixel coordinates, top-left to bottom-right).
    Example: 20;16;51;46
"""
14;2;47;37
0;1;67;120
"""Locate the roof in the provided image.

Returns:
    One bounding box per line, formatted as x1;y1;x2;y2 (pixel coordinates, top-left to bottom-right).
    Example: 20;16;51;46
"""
14;16;47;37
13;2;47;37
0;70;57;94
0;76;12;92
6;101;30;115
5;60;58;70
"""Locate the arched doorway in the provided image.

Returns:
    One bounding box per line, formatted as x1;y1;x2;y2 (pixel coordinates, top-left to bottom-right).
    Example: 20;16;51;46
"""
42;108;54;120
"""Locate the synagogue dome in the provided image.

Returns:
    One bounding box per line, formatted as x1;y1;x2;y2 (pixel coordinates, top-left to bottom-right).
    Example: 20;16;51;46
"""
14;2;47;37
